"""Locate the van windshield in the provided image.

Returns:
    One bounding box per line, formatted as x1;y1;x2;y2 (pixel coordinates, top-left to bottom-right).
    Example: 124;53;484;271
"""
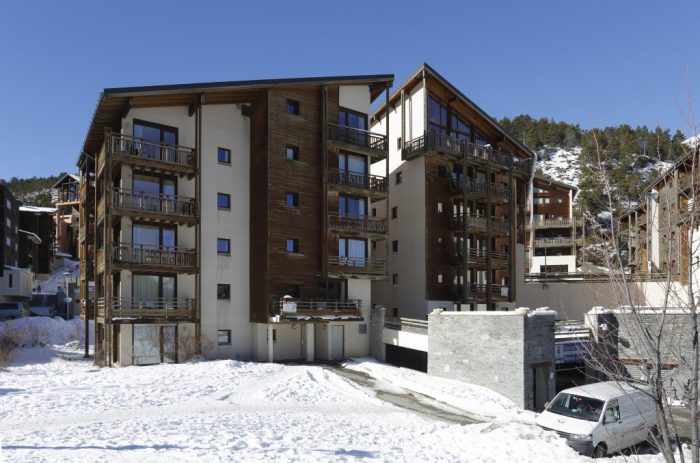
546;393;604;422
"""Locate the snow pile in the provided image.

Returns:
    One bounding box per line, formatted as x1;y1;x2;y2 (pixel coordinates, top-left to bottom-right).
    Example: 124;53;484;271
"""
537;146;582;188
0;316;83;347
683;134;700;148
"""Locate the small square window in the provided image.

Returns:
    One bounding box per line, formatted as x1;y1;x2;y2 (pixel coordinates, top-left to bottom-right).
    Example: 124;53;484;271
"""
217;329;231;346
397;137;402;150
358;323;368;335
286;192;299;207
392;240;398;253
371;207;377;217
391;206;398;219
286;238;299;253
217;238;230;255
286;145;299;161
437;273;444;284
392;307;399;317
437;201;444;213
218;147;231;165
392;274;399;286
437;166;446;178
287;99;300;115
217;193;231;210
396;171;403;185
217;284;231;300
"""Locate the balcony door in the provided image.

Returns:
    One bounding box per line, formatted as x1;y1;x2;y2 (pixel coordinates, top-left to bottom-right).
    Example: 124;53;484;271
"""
133;224;175;249
339;153;367;189
133;174;176;213
339;238;366;267
338;107;368;146
133;274;176;303
339;195;366;218
133;120;178;161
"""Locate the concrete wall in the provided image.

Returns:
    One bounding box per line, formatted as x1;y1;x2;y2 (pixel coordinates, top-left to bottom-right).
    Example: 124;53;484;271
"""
370;306;386;362
427;309;556;410
530;254;577;274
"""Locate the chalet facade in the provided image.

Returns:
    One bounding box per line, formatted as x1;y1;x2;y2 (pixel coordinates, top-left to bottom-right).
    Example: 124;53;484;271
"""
77;74;393;366
370;64;534;319
525;175;582;274
52;173;80;258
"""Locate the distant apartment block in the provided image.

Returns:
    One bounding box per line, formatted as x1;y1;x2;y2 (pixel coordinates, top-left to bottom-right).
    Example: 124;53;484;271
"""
0;183;19;270
525;175;582;274
78;74;393;366
52;173;80;258
370;64;534;319
18;206;55;276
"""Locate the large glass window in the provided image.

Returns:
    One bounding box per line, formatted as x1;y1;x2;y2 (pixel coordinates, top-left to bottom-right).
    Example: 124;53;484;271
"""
132;174;176;212
451;114;472;140
132;224;175;249
339;153;367;174
339;237;367;266
338;107;367;130
339;195;366;217
428;96;448;135
133;120;178;160
133;274;176;301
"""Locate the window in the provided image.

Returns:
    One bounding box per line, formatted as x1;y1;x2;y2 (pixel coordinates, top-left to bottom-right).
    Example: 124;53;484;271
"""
217;193;231;210
5;199;9;209
391;207;398;219
557;197;563;203
437;165;446;178
437;201;444;213
8;273;12;289
218;147;231;165
286;238;299;253
397;137;402;150
217;330;231;346
428;96;448;135
339;238;366;266
217;238;230;255
132;274;175;300
5;217;10;228
133;120;178;160
358;323;368;335
392;274;399;286
437;237;445;247
392;240;398;253
339;107;368;130
217;284;231;300
286;145;299;161
371;208;377;217
287;99;299;115
284;284;300;298
392;307;399;317
339;195;366;217
286;192;299;207
396;171;403;185
437;273;444;284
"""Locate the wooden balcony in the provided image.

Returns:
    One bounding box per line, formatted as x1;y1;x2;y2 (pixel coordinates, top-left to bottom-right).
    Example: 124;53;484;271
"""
450;214;510;235
450;248;509;266
112;188;197;224
526;218;582;229
403;132;531;175
327;169;387;198
451;179;510;203
328;214;388;235
533;237;581;248
112;243;196;273
327;256;387;278
452;284;510;301
326;123;388;160
107;133;196;176
270;297;362;321
96;297;196;322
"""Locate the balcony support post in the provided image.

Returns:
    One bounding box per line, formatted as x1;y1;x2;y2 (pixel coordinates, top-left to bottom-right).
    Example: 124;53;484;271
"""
485;149;493;308
305;323;315;362
267;324;274;363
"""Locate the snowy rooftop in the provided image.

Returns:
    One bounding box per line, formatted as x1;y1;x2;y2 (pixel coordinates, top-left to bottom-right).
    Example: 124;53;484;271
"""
19;205;57;213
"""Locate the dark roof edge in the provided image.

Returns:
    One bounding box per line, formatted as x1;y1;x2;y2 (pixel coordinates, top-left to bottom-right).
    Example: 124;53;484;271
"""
534;173;579;193
373;62;535;158
103;74;394;97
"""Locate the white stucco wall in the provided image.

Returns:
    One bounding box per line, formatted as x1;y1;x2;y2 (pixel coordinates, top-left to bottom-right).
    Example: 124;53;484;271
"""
530;255;577;273
339;85;371;114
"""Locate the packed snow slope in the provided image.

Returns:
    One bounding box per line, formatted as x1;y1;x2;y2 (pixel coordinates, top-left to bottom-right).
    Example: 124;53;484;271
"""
0;319;665;463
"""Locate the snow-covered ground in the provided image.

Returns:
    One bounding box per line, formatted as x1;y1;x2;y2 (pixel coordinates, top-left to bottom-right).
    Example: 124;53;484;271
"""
0;319;665;463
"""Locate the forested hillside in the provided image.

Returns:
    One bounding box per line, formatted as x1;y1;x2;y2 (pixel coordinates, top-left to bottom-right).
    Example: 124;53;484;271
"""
499;115;688;215
0;174;65;207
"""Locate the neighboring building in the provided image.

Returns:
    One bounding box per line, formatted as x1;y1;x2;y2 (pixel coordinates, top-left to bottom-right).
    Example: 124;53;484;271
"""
78;73;393;366
525;175;582;274
18;206;55;276
52;173;80;258
370;63;534;319
0;183;19;272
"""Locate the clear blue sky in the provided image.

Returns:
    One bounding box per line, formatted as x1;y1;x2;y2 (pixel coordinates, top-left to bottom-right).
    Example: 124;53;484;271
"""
0;0;698;179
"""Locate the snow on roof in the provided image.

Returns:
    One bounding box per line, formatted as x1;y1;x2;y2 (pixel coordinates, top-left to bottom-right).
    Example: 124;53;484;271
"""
51;173;80;189
19;205;56;213
3;265;32;275
18;229;42;244
54;251;73;258
561;381;648;401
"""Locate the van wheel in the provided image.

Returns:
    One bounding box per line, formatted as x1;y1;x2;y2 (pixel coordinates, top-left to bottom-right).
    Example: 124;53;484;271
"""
593;444;607;458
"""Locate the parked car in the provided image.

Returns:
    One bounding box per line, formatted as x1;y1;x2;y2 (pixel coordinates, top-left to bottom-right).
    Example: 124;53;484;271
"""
536;381;658;458
0;302;29;320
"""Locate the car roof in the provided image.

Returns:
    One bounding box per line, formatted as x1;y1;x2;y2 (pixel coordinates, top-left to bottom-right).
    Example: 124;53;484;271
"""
560;382;646;401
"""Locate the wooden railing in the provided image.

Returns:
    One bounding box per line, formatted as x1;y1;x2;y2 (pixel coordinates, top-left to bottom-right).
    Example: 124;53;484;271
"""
112;188;196;218
327;169;387;194
97;297;196;320
327;123;388;153
526;218;582;229
270;298;362;318
452;179;510;201
328;214;388;234
112;243;196;268
533;237;581;248
108;133;196;169
328;256;387;275
453;284;510;299
451;214;510;234
453;248;509;261
403;132;531;173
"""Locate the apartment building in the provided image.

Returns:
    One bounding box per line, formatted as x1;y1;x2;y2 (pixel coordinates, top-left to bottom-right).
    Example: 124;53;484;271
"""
18;206;55;277
370;64;534;319
525;175;582;274
52;173;80;258
78;74;393;366
0;183;19;271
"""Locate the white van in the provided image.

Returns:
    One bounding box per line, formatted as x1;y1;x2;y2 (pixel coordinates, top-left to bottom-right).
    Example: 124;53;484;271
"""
536;381;658;457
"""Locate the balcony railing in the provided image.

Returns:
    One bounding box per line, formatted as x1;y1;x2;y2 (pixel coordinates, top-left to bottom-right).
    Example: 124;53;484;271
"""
270;297;362;319
327;169;387;194
533;237;581;248
112;243;196;269
112;188;197;219
96;297;196;320
327;123;388;153
451;214;510;234
328;214;388;234
452;284;510;299
452;179;510;201
403;132;531;174
453;248;509;261
108;133;196;169
328;256;387;275
526;218;582;229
